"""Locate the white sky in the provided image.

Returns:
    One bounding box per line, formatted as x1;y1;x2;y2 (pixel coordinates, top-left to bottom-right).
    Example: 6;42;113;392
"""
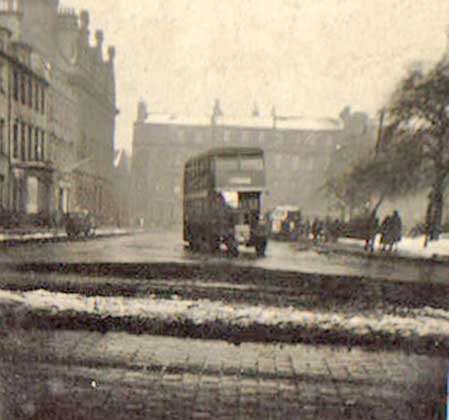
63;0;449;152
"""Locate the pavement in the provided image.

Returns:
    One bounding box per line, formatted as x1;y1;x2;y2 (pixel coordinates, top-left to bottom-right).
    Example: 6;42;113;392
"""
312;234;449;264
1;330;446;419
0;226;134;244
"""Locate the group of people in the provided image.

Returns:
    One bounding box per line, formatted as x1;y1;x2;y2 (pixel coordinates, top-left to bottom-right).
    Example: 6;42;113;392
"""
310;217;341;242
274;209;403;252
364;210;402;252
304;210;403;252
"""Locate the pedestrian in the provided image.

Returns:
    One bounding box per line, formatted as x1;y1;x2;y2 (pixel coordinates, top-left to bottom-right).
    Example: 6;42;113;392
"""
379;215;391;252
389;210;402;252
305;219;311;238
332;218;341;242
311;217;320;241
364;210;379;252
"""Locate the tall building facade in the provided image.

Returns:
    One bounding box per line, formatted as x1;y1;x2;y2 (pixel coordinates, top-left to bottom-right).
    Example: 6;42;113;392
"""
131;101;376;227
0;24;51;224
0;0;117;226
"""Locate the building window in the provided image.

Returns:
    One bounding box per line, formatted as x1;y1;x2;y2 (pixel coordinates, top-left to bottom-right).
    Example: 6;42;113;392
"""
275;132;284;143
20;122;26;161
41;87;45;114
0;175;4;209
78;132;87;160
35;127;40;161
0;119;4;154
224;130;231;143
293;156;299;170
20;74;26;105
195;132;203;144
35;83;39;111
28;77;33;108
13;70;18;101
28;125;33;160
13;120;18;158
0;61;4;94
275;154;282;170
41;131;45;160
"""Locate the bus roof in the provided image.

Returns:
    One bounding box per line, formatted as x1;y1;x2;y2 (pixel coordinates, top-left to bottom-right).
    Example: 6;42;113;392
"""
272;205;301;212
186;147;264;165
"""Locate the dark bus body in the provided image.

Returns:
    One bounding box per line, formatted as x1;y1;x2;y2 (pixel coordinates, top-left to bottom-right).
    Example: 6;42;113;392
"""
183;147;268;256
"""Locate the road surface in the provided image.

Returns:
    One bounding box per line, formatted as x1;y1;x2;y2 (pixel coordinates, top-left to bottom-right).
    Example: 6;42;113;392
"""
0;229;446;419
0;228;447;283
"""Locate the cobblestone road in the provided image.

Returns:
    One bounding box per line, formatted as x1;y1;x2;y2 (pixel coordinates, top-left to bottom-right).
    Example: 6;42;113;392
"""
1;330;446;419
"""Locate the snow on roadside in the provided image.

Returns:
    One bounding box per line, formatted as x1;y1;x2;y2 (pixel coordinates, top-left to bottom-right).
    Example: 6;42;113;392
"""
0;289;448;339
339;235;449;258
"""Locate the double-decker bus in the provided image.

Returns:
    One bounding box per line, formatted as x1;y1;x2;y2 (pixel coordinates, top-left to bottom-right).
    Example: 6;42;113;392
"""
183;147;268;257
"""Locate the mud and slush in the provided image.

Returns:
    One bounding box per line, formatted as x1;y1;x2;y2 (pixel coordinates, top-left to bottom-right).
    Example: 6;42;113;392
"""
1;262;449;354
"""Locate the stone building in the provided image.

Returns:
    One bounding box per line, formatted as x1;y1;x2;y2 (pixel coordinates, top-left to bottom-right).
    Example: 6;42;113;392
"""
0;0;117;226
131;101;376;227
0;24;51;225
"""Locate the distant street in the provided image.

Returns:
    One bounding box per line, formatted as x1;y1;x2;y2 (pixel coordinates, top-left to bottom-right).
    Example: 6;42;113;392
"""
0;228;448;284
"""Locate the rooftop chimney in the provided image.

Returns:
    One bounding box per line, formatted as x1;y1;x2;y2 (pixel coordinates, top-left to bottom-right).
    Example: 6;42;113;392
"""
107;45;115;65
95;29;103;60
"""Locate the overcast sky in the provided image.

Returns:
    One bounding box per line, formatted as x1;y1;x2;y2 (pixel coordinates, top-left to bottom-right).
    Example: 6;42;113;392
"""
63;0;449;152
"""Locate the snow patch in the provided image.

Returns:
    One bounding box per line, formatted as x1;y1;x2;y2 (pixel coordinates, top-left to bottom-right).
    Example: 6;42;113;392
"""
1;289;448;339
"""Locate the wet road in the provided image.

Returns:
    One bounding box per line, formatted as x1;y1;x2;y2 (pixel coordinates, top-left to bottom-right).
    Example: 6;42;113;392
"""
1;228;448;283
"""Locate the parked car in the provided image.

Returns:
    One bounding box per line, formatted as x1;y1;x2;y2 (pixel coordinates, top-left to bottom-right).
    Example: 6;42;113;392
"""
65;212;96;238
269;206;302;241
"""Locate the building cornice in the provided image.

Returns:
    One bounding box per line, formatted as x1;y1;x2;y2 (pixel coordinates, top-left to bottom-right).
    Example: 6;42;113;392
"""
0;49;49;86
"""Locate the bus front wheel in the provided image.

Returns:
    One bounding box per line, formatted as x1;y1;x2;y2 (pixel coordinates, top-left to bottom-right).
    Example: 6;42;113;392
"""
255;239;267;257
208;234;220;253
225;238;239;257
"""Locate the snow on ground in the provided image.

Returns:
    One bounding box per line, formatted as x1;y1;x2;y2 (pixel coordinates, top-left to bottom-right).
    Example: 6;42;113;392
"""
0;289;448;339
0;228;128;243
339;235;449;258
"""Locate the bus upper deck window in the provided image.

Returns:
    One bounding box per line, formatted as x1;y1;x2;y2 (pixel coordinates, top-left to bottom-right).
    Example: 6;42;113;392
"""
216;158;239;171
240;157;263;171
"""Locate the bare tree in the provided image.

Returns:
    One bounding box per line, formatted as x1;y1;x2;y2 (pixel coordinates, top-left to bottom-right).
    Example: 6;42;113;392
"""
326;139;421;221
382;59;449;241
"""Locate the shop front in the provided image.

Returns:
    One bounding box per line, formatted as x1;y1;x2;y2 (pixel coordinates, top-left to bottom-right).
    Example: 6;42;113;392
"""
11;164;54;226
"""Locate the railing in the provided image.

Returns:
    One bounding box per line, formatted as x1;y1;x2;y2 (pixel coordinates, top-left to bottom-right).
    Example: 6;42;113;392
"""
0;0;19;13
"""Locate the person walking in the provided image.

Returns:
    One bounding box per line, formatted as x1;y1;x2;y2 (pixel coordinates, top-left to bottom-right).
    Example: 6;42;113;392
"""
379;215;391;252
364;210;379;252
311;217;320;241
389;210;402;252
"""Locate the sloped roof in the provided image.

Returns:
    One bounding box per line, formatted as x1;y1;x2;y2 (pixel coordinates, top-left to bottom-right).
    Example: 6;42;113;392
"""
145;113;342;131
